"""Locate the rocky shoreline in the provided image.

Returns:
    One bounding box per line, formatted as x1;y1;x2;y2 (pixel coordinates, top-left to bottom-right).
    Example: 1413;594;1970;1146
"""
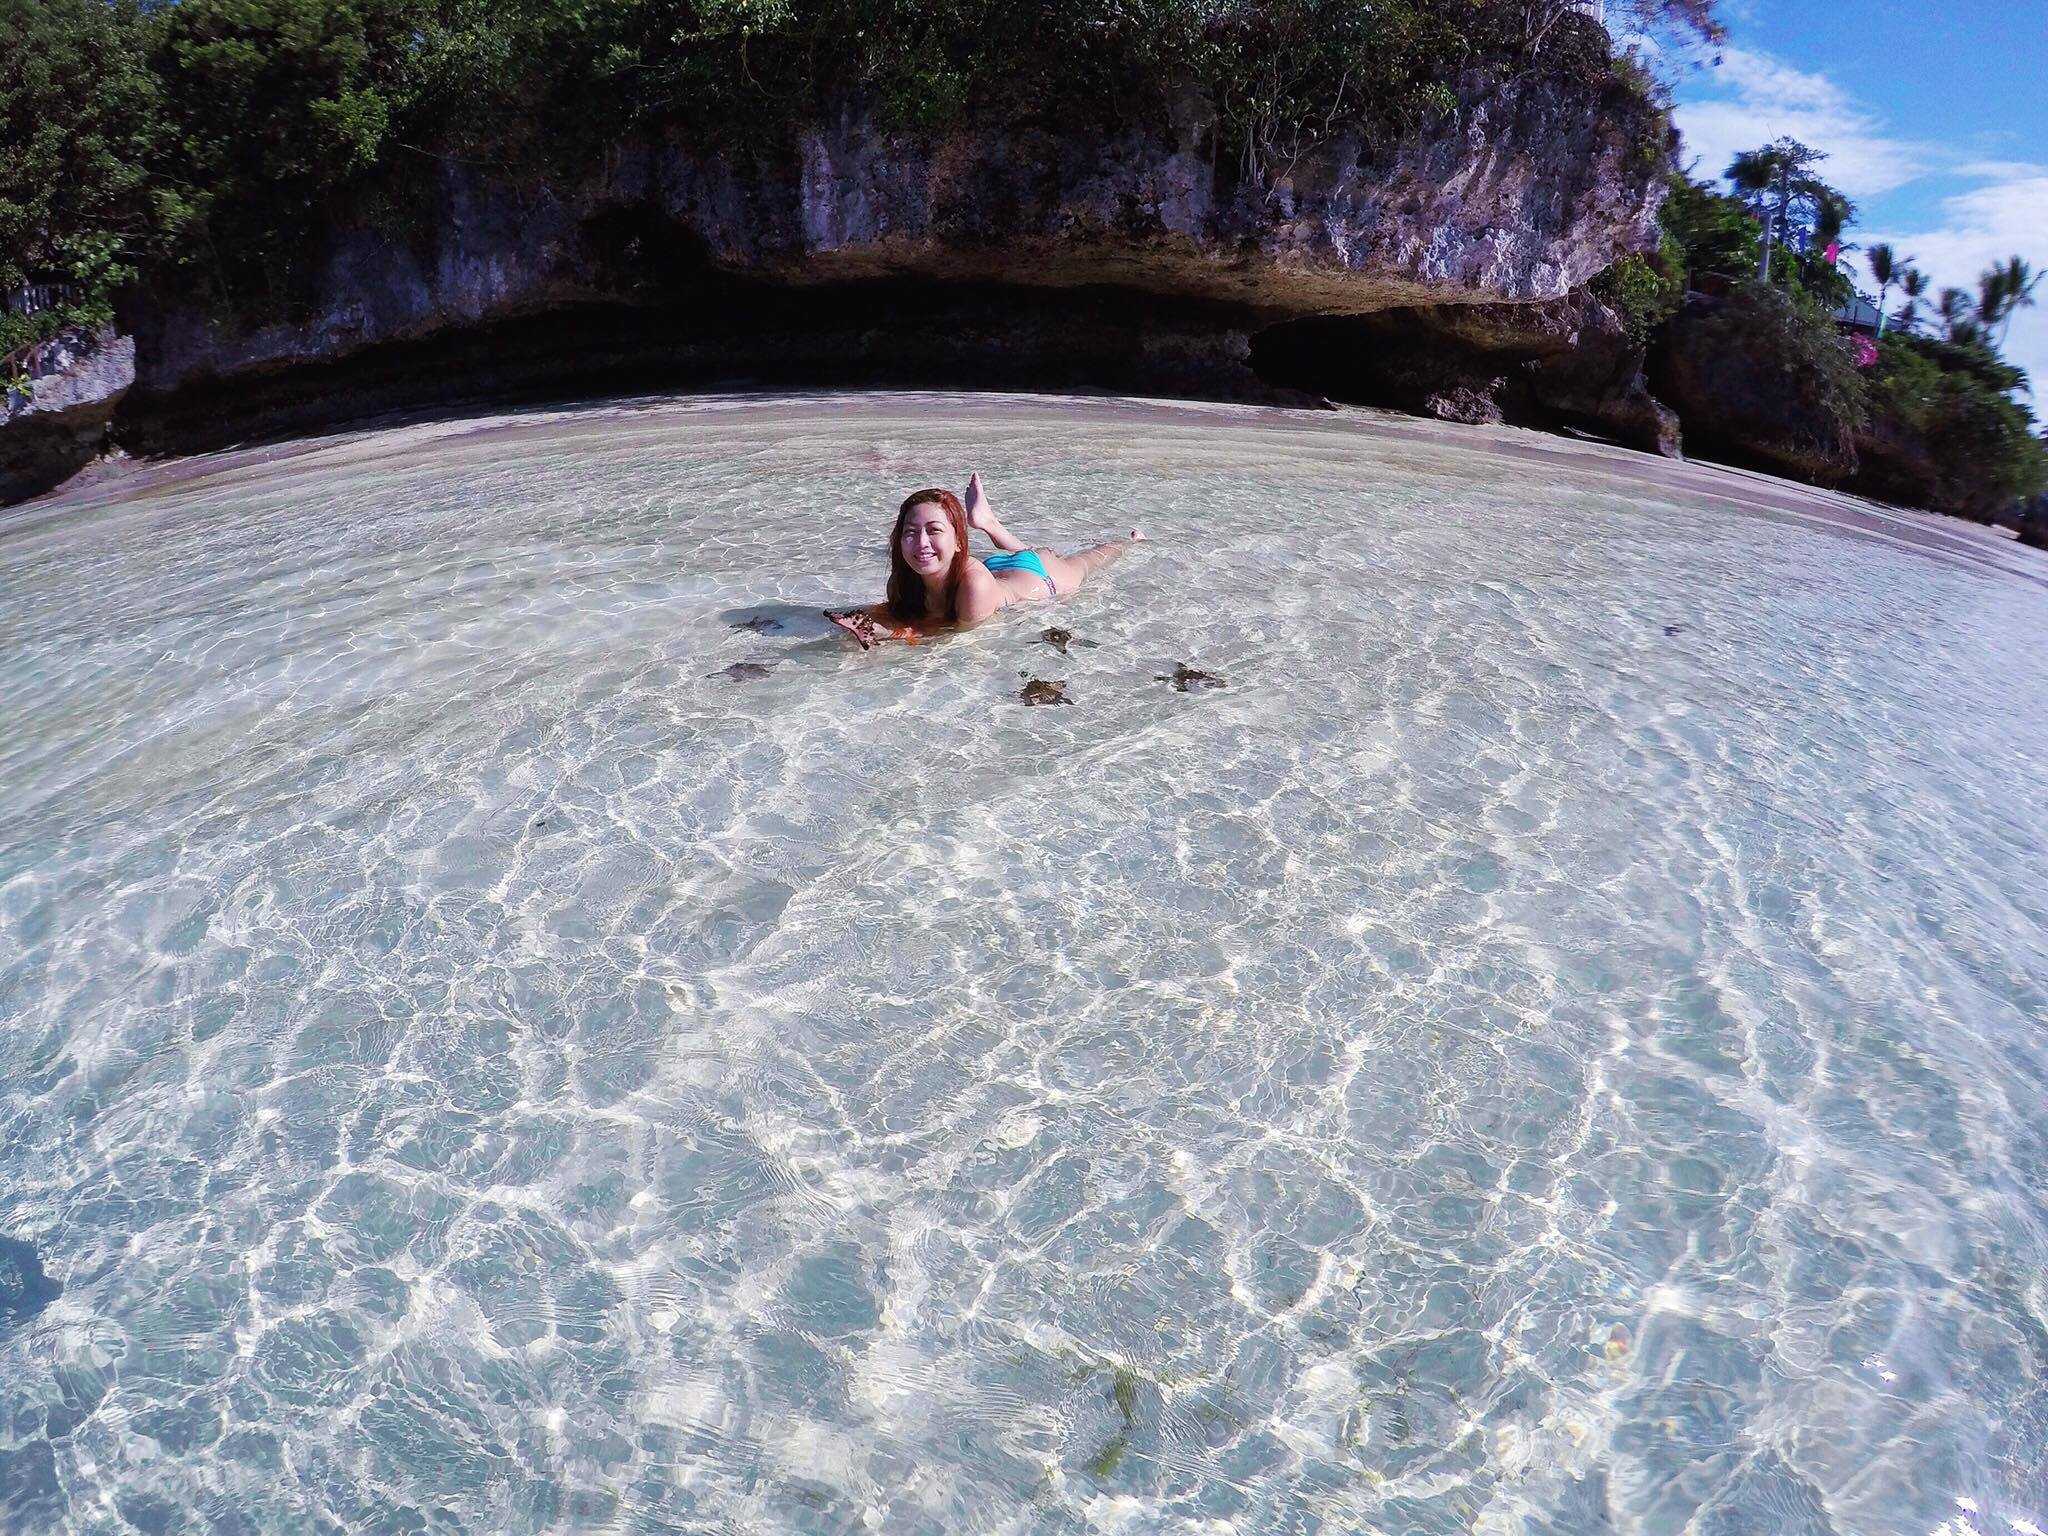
5;73;1676;502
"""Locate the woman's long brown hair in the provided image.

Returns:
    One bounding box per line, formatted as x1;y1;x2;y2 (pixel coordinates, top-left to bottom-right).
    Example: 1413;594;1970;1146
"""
886;488;970;623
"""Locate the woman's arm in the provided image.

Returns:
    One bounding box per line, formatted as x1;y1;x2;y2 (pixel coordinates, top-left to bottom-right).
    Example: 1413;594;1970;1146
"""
964;473;1026;552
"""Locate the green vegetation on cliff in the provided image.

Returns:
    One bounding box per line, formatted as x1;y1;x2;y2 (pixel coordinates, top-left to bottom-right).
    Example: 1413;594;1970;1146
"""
1862;334;2046;520
0;0;157;351
1643;158;2045;522
4;0;1711;332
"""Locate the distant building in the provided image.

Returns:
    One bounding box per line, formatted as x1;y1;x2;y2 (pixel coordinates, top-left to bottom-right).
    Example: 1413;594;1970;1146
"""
1835;293;1881;338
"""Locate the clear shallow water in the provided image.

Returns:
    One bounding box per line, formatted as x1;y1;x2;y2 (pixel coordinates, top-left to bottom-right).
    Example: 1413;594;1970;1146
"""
2;393;2046;1534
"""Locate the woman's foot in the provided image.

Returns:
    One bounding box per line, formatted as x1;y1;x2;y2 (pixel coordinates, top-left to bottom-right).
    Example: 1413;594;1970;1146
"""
964;472;995;536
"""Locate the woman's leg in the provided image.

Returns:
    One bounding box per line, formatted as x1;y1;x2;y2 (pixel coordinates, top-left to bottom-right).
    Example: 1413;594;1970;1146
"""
1041;531;1144;594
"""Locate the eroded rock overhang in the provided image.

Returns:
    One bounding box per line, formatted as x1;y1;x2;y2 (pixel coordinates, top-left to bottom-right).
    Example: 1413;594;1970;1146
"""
4;67;1670;486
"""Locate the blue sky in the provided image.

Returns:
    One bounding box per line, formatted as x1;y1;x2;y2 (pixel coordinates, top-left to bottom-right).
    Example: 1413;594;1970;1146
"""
1665;0;2048;394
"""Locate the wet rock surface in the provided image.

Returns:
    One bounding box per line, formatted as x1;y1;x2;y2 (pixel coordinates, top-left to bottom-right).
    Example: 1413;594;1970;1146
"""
1253;288;1679;457
712;660;779;682
0;327;135;502
117;282;1288;459
1037;627;1100;656
2020;496;2048;551
1020;678;1071;705
1159;662;1226;692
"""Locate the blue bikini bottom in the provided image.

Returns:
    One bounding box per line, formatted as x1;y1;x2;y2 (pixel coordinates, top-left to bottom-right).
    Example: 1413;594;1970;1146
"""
983;550;1057;595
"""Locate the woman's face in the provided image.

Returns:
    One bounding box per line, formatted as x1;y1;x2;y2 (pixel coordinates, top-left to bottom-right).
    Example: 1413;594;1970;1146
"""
899;502;958;578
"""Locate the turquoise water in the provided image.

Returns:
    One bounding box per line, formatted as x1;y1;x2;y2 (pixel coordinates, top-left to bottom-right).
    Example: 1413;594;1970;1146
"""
1;394;2045;1533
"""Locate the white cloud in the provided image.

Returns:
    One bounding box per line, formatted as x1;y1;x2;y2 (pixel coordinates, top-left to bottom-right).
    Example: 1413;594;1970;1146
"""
1672;46;1936;198
1672;46;2048;398
1860;165;2048;398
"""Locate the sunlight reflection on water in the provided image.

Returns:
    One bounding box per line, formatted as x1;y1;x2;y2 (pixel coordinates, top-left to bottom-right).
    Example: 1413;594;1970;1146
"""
2;394;2045;1534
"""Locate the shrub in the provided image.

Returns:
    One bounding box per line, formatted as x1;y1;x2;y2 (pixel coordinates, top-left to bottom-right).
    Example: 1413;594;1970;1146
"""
1593;228;1684;348
1699;277;1866;446
1858;334;2046;520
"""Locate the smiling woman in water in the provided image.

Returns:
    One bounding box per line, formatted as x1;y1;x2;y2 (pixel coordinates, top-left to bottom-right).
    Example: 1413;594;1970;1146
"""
827;474;1144;648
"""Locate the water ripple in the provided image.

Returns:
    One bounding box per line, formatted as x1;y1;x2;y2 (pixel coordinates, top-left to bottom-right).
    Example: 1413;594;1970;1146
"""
2;394;2044;1533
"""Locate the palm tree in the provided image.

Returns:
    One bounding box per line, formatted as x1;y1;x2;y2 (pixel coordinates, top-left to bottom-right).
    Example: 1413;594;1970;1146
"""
1974;266;2023;348
1867;243;1912;336
1993;255;2040;346
1725;149;1778;279
1813;193;1854;256
1896;268;1930;333
1937;286;1972;338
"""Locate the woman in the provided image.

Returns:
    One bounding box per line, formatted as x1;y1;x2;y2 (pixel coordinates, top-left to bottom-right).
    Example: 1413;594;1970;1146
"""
827;474;1144;648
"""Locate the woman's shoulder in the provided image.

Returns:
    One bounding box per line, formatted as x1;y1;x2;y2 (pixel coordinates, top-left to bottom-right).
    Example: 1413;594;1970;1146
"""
955;560;1004;624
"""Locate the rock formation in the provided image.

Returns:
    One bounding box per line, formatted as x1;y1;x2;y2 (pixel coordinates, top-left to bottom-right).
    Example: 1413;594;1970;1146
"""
4;68;1676;498
2019;495;2048;550
1651;291;1859;485
0;327;135;502
113;72;1661;447
1252;287;1679;455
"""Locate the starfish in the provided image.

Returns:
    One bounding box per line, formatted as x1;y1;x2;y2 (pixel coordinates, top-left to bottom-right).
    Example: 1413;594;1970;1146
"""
1038;627;1099;656
1156;662;1225;692
825;609;883;650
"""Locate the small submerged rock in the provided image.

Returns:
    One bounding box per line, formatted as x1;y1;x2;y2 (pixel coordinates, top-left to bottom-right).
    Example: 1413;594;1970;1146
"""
712;661;778;682
1038;627;1099;656
0;1235;58;1331
1157;662;1226;692
1663;623;1688;636
1020;678;1070;706
732;615;786;634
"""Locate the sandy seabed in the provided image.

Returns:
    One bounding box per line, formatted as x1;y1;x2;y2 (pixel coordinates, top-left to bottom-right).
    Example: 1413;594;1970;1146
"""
2;393;2045;1535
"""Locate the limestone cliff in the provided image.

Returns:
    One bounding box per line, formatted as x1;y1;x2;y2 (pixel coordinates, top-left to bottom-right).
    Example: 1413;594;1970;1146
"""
4;69;1668;495
125;71;1661;411
1252;287;1680;455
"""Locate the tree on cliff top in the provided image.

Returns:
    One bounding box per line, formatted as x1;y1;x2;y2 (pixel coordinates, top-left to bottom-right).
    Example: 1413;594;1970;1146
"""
1937;286;1972;338
151;0;421;310
3;0;1698;324
1660;172;1758;282
1894;267;1929;334
1978;255;2041;349
1520;0;1721;56
1868;334;2045;519
0;0;159;351
1725;138;1830;283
